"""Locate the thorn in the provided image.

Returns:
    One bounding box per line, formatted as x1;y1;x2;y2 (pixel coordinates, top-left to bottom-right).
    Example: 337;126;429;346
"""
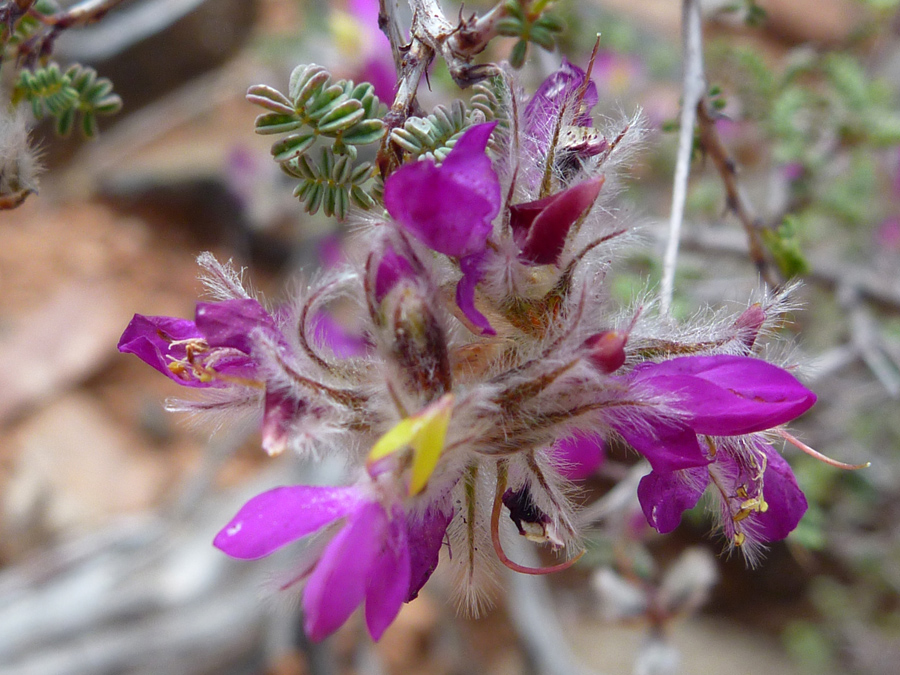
573;34;602;113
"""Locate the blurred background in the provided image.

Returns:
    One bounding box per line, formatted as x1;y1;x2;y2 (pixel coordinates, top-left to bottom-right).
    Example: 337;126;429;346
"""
2;1;900;673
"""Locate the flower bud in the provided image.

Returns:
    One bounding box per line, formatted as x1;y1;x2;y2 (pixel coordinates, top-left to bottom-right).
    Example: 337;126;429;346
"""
261;391;306;456
509;177;604;266
583;329;627;373
374;245;416;304
385;283;451;400
733;303;765;353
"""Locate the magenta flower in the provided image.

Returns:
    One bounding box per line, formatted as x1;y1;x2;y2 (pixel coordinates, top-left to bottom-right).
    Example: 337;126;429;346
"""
118;298;282;387
620;355;815;543
345;0;396;102
875;217;900;253
635;466;709;535
637;440;808;547
518;59;607;193
214;484;451;641
384;122;501;334
311;311;369;358
628;355;817;437
717;441;808;544
384;122;500;259
118;298;308;456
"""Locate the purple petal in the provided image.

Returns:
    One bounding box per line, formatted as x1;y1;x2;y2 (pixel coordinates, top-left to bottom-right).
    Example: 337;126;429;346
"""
364;504;412;640
513;177;604;265
615;419;711;473
213;486;364;560
374;245;416;303
525;59;598;141
347;0;396;101
384;123;500;259
632;355;817;436
751;443;808;542
456;252;495;335
358;57;396;103
552;433;606;480
405;504;452;601
637;467;709;534
118;314;215;388
303;501;386;641
195;298;282;354
733;304;766;353
583;330;628;374
311;311;369;358
261;390;306;456
440;122;501;206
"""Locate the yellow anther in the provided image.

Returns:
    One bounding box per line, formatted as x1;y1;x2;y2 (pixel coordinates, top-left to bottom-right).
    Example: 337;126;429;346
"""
167;361;187;376
733;532;745;547
368;394;454;496
733;509;752;523
739;498;760;511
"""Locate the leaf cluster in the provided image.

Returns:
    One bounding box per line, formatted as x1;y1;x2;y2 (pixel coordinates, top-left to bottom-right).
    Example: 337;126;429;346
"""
14;62;122;137
0;0;57;54
761;215;809;279
712;46;900;165
389;79;509;164
703;38;900;271
248;64;386;219
282;147;377;219
249;64;385;162
390;100;471;162
496;0;565;68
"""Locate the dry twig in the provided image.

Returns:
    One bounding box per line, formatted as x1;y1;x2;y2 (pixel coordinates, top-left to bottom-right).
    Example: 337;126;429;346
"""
376;0;505;175
695;100;780;288
28;0;129;28
660;0;705;317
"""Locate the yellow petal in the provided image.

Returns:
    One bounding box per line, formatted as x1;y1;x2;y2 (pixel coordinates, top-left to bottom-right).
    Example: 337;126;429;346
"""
369;416;421;463
409;395;453;495
367;394;455;495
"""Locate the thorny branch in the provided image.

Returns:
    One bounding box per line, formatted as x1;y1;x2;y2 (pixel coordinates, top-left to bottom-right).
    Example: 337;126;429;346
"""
2;0;130;73
660;0;705;317
376;0;506;175
695;100;781;288
28;0;128;28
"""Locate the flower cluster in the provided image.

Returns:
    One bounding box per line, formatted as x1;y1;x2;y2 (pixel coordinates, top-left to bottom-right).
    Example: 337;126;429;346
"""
120;61;816;641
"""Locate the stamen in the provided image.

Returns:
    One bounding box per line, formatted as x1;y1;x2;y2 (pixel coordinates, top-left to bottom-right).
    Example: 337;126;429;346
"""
778;429;870;470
